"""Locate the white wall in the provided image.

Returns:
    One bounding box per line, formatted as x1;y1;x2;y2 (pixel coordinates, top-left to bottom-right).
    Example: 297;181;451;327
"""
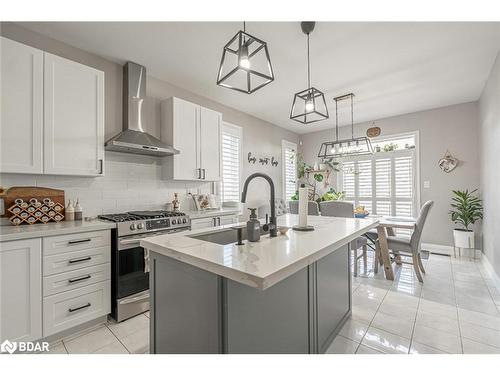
0;23;299;218
479;51;500;277
300;102;481;247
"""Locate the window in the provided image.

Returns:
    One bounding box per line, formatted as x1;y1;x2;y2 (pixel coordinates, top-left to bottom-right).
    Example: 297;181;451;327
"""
339;132;419;235
221;123;242;203
282;140;297;201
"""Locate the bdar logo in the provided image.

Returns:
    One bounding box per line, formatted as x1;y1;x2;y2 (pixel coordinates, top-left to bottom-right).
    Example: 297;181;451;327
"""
1;339;17;354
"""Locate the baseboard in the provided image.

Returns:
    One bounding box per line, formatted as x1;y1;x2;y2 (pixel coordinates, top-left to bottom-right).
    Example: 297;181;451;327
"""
421;242;454;255
481;254;500;294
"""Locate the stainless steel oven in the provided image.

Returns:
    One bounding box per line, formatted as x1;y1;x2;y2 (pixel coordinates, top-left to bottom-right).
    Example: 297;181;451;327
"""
99;211;190;322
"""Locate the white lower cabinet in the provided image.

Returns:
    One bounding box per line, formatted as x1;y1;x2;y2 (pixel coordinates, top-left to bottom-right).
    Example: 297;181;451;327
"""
0;229;111;341
190;215;238;230
0;238;42;342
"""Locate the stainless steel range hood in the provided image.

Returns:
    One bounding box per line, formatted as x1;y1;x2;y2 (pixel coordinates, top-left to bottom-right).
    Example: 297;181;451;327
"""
105;62;179;157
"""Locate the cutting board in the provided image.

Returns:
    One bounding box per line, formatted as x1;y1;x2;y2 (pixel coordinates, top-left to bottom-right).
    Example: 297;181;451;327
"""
1;186;65;218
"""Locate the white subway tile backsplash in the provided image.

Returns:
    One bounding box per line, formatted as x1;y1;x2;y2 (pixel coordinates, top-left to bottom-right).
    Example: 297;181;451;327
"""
1;154;211;217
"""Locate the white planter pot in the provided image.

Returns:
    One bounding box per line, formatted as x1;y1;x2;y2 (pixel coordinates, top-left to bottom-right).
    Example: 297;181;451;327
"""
453;229;475;249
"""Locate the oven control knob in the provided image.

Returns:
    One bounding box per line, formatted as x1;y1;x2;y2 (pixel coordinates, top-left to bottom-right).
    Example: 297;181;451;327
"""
182;218;187;224
130;223;136;231
137;223;144;230
172;219;177;225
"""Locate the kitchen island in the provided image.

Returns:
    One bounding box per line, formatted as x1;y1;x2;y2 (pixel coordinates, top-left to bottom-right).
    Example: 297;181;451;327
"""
141;214;378;354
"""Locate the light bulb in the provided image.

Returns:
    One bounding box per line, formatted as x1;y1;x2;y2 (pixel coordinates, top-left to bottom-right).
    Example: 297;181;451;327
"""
239;44;250;69
305;100;315;113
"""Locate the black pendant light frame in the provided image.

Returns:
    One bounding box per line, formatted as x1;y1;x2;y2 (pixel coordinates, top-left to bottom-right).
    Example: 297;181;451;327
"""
290;22;329;124
317;93;374;159
216;22;275;94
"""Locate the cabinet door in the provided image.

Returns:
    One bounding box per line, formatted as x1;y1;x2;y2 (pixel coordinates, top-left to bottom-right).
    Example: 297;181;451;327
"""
190;217;216;230
0;238;42;342
43;53;104;176
199;106;222;181
219;215;237;226
172;98;200;180
0;37;43;174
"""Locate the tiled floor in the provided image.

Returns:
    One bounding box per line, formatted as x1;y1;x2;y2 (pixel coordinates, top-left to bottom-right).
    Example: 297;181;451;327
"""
327;251;500;354
46;252;500;354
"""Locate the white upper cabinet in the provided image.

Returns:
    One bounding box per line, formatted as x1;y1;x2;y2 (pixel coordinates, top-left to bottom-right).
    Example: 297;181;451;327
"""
199;106;222;181
0;238;42;342
161;97;222;181
0;37;105;177
43;53;105;176
0;37;44;174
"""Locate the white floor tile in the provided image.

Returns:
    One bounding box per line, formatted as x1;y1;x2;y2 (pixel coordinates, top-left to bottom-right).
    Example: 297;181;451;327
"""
462;338;500;354
412;324;462;354
325;335;359;354
371;311;415;339
107;314;149;339
458;308;500;331
352;306;377;323
92;340;129;354
64;326;118;354
378;299;417;319
456;295;499;316
339;318;369;343
418;299;458;320
356;344;384;354
409;341;448;354
460;321;500;348
361;327;410;354
47;343;68;354
120;327;149;354
415;310;460;336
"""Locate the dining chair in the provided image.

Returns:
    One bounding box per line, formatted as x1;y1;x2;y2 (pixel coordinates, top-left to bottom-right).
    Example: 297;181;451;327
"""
258;198;288;219
384;200;434;282
288;200;320;216
319;201;370;276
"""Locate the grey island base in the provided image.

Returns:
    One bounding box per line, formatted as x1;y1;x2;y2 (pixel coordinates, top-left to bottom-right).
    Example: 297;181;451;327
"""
142;214;379;354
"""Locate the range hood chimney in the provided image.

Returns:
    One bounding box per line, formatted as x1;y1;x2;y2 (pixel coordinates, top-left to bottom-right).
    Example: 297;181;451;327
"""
105;62;179;156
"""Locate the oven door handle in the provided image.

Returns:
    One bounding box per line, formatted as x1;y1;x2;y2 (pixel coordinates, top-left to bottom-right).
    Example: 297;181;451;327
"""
118;291;150;305
119;238;142;246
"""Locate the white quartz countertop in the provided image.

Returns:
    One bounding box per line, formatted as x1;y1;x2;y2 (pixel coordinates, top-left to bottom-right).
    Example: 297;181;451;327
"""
186;208;241;219
141;214;379;290
0;220;116;242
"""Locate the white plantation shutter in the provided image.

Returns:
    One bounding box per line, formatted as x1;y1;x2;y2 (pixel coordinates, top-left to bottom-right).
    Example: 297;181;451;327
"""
282;141;297;200
339;134;418;237
222;123;242;203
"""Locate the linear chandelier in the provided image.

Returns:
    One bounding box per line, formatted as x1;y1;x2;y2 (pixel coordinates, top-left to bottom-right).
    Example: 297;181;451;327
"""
290;22;328;124
216;22;274;94
317;93;374;159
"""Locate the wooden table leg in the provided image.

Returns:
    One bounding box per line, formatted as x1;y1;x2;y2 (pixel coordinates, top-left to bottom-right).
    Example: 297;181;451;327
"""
377;226;394;280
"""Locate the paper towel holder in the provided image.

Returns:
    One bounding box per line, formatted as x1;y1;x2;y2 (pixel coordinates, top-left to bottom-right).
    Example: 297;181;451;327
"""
292;225;315;232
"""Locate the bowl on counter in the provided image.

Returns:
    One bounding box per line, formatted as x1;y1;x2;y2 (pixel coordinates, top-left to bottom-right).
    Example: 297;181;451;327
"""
278;226;291;235
354;213;369;218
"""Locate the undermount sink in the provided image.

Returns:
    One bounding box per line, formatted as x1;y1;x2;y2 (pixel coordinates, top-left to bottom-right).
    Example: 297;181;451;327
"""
188;227;267;245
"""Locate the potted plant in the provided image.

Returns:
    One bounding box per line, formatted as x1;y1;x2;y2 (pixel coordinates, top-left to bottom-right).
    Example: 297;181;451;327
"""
449;189;483;250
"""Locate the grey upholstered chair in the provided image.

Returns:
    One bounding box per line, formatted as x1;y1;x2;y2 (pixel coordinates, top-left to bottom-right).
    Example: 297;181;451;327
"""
319;201;369;277
257;198;288;219
288;200;320;216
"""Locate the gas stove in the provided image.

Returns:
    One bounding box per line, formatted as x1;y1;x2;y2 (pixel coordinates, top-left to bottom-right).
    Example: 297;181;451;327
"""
99;210;190;236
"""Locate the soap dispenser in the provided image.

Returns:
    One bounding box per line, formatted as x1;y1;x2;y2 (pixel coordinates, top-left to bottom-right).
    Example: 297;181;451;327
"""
246;208;261;242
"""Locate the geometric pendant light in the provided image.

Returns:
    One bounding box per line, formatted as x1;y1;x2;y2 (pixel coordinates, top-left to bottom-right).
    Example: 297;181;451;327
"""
216;22;275;94
317;93;374;159
290;22;329;124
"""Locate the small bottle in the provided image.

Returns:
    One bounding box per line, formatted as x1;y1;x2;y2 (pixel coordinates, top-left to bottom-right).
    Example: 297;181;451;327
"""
246;208;261;242
172;193;180;212
74;199;83;221
65;200;74;221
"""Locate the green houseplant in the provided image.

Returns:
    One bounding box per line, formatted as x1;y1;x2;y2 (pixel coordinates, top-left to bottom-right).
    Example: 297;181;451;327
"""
449;189;483;250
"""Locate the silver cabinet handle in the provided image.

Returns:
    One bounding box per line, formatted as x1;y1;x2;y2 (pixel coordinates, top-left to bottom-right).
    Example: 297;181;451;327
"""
68;303;91;313
68;274;91;284
68;256;91;264
197;168;201;179
202;169;206;179
98;159;104;174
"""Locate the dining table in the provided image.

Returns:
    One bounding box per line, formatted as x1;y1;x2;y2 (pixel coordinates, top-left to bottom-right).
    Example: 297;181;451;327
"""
368;215;417;280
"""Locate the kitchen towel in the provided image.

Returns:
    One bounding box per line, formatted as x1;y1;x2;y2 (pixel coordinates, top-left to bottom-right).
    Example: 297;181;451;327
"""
298;185;308;227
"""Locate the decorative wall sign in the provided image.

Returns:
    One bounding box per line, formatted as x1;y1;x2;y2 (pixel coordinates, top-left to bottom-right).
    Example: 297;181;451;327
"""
247;152;279;167
438;150;459;173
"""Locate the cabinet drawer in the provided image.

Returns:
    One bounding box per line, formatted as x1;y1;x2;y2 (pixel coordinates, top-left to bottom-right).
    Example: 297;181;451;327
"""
43;230;110;256
43;246;110;276
43;263;111;297
43;281;110;336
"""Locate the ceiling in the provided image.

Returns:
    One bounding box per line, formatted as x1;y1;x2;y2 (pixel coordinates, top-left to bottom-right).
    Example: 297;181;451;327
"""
17;22;500;135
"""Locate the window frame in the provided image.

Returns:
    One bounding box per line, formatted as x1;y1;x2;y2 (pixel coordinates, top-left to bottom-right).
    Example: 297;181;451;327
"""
337;131;421;217
221;122;243;204
282;140;298;201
